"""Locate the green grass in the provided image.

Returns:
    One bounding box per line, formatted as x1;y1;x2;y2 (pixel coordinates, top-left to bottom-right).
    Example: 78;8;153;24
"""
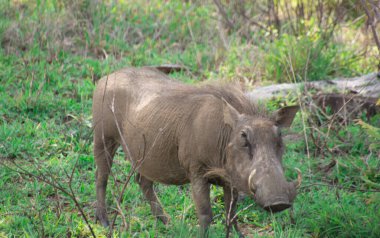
1;0;379;237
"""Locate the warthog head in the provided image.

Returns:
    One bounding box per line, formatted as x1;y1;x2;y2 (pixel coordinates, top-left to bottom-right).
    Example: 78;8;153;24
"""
219;102;301;212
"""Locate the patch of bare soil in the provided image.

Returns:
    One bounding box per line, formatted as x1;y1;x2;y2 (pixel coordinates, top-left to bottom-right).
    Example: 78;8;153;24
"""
240;223;274;237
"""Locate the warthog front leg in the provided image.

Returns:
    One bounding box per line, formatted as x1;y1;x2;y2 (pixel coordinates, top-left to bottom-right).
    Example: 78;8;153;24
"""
94;138;119;227
191;176;213;237
135;173;170;224
223;186;244;238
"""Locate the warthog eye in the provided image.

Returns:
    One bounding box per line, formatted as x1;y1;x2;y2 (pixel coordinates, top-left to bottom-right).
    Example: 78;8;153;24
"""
240;131;253;157
241;131;247;139
240;131;249;147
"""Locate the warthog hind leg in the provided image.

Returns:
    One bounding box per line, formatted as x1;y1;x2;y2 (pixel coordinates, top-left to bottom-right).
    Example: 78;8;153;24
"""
94;137;119;227
135;173;170;224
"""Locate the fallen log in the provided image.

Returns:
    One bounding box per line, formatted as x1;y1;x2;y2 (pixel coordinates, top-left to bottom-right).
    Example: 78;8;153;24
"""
246;72;380;101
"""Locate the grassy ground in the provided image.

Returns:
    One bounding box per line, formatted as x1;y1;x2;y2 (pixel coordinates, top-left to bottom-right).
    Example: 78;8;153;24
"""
1;1;380;237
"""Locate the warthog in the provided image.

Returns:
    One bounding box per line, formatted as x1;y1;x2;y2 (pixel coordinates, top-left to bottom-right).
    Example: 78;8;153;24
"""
93;67;301;236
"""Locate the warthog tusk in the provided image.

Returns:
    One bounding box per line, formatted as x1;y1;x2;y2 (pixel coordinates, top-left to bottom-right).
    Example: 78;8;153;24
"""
248;169;257;194
294;168;302;188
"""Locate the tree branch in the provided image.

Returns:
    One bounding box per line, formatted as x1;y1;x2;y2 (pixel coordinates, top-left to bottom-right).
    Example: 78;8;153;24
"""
213;0;234;30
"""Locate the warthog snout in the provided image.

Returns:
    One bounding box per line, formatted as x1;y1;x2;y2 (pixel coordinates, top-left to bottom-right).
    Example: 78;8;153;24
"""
263;197;291;212
249;168;302;213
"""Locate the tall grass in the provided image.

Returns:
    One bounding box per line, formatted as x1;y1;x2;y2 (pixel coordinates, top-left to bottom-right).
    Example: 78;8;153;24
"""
1;0;376;82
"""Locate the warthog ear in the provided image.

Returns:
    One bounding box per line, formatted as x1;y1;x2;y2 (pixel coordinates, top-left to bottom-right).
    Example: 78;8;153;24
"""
275;105;299;128
222;99;240;127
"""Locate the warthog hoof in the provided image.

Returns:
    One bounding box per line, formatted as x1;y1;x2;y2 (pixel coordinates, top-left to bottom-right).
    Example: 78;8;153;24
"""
96;208;110;227
157;214;170;225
